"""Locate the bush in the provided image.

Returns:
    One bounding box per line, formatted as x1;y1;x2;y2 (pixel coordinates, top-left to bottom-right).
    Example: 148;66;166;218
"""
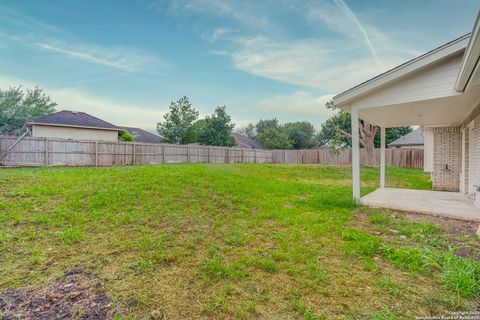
118;129;135;142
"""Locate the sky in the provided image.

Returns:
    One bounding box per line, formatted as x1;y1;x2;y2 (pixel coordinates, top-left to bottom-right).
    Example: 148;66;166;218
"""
0;0;478;132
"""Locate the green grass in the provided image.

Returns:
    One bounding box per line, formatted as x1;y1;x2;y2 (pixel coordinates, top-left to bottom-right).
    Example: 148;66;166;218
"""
0;164;477;319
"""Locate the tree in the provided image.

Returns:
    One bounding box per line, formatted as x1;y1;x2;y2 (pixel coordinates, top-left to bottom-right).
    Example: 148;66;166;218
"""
198;106;236;146
239;123;256;139
316;110;351;147
118;129;135;142
318;100;413;165
255;118;280;136
284;121;316;149
0;86;57;135
184;118;207;144
156;96;199;144
257;128;293;149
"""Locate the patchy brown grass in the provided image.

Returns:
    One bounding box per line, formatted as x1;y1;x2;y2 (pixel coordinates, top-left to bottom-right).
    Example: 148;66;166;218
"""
0;164;478;319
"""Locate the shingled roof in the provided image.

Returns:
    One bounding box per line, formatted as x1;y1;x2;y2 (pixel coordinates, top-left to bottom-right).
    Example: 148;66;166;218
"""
388;128;424;147
28;110;119;130
232;132;264;149
122;127;162;144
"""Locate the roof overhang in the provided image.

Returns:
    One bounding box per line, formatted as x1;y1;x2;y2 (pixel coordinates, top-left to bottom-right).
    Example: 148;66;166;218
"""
455;13;480;92
333;34;470;108
26;122;121;131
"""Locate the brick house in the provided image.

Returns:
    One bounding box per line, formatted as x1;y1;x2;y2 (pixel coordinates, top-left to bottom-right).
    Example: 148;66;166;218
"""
333;12;480;213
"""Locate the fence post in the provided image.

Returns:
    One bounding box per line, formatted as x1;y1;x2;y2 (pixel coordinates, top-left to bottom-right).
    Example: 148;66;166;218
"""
208;147;211;163
225;148;229;163
187;145;191;163
45;137;49;166
95;141;98;167
254;149;257;163
132;143;136;165
162;145;166;163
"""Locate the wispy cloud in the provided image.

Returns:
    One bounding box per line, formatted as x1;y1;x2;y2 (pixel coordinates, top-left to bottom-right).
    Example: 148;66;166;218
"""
257;91;335;117
35;41;167;73
166;0;414;93
0;5;169;74
307;0;382;66
153;0;276;33
0;74;166;131
206;27;236;43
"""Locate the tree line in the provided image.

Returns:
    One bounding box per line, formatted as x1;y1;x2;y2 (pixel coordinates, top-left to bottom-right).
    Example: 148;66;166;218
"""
0;87;412;157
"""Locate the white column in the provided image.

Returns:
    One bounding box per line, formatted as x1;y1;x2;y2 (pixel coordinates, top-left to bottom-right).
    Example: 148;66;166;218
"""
380;126;386;188
351;107;361;203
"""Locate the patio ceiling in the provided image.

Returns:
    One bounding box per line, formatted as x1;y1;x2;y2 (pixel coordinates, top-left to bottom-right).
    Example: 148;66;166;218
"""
357;88;480;127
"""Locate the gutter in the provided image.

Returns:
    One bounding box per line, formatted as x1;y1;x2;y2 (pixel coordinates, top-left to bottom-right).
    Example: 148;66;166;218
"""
455;11;480;92
26;122;121;131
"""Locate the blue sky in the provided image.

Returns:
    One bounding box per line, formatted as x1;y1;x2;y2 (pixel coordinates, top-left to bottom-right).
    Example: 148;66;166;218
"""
0;1;478;131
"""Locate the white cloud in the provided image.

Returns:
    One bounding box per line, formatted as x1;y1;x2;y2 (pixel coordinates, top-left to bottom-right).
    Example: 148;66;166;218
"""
164;0;275;32
169;0;416;93
307;0;381;66
0;74;166;131
35;41;168;73
206;27;235;43
220;36;405;92
257;91;335;117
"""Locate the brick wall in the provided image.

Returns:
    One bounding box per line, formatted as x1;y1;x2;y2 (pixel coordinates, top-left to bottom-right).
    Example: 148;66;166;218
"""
462;127;469;195
432;127;461;191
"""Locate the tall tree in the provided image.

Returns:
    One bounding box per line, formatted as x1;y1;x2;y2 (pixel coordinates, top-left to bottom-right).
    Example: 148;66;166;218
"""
257;128;293;149
239;123;256;139
156;96;199;144
0;86;57;135
198;106;236;146
318;100;412;164
184;118;207;144
284;121;316;149
316;110;351;147
255;118;280;136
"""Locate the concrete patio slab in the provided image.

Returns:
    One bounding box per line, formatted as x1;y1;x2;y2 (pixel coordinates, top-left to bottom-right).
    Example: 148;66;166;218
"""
361;188;480;221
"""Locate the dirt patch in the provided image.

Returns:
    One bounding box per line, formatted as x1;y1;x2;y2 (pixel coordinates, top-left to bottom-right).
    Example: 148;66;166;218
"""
403;212;479;237
0;269;115;320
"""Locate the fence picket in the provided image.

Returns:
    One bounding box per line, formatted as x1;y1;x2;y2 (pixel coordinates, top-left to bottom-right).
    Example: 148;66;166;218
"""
0;135;423;168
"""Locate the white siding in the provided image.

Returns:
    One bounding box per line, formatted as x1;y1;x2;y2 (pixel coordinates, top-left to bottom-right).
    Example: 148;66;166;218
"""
353;54;463;110
32;124;118;141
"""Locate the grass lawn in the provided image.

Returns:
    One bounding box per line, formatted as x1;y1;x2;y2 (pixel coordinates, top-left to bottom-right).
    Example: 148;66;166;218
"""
0;164;479;319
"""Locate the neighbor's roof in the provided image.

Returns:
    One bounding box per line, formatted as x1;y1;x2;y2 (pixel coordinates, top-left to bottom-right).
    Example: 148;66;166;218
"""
333;34;470;107
232;132;264;149
388;128;424;147
28;110;119;131
123;127;162;144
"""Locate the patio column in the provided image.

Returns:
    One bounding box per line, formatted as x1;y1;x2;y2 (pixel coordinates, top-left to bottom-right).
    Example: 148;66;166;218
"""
351;107;361;203
380;127;386;188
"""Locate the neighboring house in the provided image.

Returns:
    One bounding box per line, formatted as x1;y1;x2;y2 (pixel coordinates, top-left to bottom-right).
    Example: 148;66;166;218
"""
232;132;264;149
27;110;120;142
388;128;433;173
388;128;424;148
122;126;162;144
333;12;480;210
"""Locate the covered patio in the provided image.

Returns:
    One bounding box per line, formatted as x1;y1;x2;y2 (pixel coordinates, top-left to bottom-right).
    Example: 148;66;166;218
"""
333;28;480;221
361;188;480;222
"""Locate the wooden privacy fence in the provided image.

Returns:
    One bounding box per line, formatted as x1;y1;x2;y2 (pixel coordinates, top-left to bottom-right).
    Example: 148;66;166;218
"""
272;148;424;168
0;135;423;168
0;136;273;167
